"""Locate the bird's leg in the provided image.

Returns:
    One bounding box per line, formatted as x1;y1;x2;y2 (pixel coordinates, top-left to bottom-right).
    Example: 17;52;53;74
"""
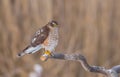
40;50;52;61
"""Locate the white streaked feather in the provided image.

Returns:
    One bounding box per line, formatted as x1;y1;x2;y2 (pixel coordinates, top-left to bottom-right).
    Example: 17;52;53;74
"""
32;37;37;43
40;29;43;32
25;45;42;54
35;30;40;36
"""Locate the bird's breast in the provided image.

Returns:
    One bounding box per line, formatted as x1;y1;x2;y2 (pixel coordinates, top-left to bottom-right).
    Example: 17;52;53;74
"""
43;28;59;52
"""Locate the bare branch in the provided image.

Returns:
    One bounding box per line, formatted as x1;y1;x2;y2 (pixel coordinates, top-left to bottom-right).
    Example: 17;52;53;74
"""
111;65;120;73
49;53;120;77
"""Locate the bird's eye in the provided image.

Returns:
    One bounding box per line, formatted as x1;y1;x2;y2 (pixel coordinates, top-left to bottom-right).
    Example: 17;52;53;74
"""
50;21;58;27
52;22;57;27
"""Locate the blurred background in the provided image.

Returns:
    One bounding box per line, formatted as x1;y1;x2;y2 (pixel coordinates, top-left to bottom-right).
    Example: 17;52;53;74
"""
0;0;120;77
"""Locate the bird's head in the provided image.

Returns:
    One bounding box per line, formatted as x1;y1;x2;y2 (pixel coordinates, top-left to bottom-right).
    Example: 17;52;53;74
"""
49;20;58;27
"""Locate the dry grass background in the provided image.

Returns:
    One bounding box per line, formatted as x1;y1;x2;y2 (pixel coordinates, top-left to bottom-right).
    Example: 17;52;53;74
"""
0;0;120;77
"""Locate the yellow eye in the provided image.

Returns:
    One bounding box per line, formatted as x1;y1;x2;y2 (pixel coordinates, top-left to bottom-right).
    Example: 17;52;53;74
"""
50;21;58;27
52;22;57;27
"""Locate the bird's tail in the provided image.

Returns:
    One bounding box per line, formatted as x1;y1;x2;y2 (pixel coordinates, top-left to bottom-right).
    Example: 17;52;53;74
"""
17;52;26;57
17;45;31;57
17;45;42;57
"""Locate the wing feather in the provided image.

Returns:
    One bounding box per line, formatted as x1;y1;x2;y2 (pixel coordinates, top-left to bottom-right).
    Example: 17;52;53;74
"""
31;26;50;47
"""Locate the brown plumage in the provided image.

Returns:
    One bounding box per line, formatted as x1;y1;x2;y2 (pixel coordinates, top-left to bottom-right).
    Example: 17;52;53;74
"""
31;25;50;47
17;20;59;57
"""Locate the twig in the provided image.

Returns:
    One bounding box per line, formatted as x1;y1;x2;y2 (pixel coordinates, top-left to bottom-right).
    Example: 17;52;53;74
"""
49;53;120;77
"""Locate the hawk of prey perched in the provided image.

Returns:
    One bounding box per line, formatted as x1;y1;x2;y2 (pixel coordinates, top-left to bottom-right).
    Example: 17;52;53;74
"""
18;20;59;61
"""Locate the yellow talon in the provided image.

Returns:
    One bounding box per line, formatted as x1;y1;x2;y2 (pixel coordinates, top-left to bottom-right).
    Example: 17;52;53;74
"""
40;50;51;61
43;50;51;56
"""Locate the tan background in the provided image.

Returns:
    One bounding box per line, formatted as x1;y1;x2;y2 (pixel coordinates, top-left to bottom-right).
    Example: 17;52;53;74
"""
0;0;120;77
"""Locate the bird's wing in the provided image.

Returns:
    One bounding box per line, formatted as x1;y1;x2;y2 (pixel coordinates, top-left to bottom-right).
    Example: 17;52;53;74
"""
31;26;50;47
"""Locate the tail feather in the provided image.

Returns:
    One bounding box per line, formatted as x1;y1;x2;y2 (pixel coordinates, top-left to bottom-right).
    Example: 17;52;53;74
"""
17;52;26;57
17;45;42;57
17;45;31;57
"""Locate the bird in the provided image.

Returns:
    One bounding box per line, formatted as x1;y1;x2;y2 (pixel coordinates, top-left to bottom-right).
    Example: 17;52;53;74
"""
17;20;59;61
